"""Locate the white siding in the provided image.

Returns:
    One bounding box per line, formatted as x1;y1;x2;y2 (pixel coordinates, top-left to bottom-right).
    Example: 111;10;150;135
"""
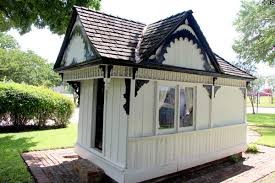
126;124;247;182
128;81;155;137
163;37;207;70
78;80;94;148
212;86;245;127
62;17;95;67
105;79;128;167
196;85;211;130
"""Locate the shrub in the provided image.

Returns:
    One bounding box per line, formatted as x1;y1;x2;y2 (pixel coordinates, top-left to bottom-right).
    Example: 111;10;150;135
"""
0;82;74;128
246;144;259;154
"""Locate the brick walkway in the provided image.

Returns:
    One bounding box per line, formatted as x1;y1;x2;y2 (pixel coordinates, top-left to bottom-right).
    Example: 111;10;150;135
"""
22;129;275;183
22;148;80;183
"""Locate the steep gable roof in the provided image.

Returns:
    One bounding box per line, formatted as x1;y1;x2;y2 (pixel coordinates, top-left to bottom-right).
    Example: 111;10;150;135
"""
54;6;255;80
75;6;145;61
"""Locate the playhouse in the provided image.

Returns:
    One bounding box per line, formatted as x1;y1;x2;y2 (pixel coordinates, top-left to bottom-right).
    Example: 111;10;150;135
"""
54;6;255;183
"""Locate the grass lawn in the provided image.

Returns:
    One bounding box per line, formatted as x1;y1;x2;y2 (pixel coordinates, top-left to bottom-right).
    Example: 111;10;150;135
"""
247;113;275;127
247;96;275;108
0;124;77;183
247;113;275;147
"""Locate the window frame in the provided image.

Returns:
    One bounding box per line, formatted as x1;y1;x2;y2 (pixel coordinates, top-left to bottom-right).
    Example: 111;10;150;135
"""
156;83;177;135
155;81;196;135
177;86;196;132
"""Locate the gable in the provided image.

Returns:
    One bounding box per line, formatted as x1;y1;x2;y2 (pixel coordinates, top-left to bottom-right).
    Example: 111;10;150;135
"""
60;17;97;67
148;18;215;71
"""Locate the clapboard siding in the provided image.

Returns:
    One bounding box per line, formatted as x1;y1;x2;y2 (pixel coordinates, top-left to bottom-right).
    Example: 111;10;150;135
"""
196;85;211;129
127;123;246;170
212;86;245;127
78;80;94;147
105;79;128;166
129;81;155;137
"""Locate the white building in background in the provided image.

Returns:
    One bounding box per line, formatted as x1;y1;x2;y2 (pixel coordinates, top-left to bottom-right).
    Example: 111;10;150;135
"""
54;6;255;183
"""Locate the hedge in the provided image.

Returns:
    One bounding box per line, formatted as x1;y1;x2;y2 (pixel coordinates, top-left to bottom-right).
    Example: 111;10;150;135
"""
0;82;74;128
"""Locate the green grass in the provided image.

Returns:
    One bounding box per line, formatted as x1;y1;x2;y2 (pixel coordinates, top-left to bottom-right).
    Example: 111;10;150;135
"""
247;113;275;147
247;96;275;108
0;124;77;183
247;113;275;127
253;127;275;147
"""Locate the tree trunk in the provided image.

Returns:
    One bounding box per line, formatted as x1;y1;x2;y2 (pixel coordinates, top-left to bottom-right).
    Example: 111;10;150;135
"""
249;95;255;114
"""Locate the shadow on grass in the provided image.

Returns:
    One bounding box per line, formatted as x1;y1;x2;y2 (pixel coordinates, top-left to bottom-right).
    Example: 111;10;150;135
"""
0;125;66;133
0;135;37;151
0;135;37;183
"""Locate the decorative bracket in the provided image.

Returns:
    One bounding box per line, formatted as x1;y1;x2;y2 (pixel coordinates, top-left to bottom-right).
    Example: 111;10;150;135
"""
213;77;217;85
239;87;246;99
67;81;80;106
203;85;212;99
132;67;138;79
214;86;221;97
135;80;149;97
123;79;131;115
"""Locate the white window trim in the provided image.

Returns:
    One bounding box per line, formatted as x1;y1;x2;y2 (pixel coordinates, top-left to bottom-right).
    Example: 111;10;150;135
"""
155;81;196;135
178;86;196;132
156;83;177;135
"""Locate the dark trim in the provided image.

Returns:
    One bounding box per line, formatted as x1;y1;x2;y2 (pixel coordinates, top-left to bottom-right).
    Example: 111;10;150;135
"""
214;86;221;97
54;10;77;69
203;85;212;99
132;67;138;79
213;77;217;85
140;10;192;62
107;65;113;78
55;57;255;81
67;81;81;106
99;65;106;77
239;87;246;99
123;79;131;115
187;15;222;73
214;53;256;79
150;29;213;71
135;80;149;97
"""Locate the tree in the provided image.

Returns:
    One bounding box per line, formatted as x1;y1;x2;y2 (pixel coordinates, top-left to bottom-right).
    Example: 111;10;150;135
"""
0;32;61;87
0;32;19;49
233;59;264;114
0;49;62;87
0;0;100;35
233;0;275;66
267;75;275;103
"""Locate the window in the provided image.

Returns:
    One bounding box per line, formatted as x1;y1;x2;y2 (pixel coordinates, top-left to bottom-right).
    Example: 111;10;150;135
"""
157;83;195;134
179;88;194;128
158;86;176;130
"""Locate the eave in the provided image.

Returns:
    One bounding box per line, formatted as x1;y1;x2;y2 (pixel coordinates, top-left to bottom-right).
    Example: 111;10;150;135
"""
55;57;255;81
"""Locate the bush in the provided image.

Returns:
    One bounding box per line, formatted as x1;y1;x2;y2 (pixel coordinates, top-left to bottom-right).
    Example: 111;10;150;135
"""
0;82;74;128
246;144;259;154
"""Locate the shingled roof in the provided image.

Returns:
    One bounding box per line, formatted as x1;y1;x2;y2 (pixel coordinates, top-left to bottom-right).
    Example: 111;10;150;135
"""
215;54;255;79
55;6;255;80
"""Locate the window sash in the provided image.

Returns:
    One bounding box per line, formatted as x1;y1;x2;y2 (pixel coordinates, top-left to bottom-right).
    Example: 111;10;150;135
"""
156;82;196;134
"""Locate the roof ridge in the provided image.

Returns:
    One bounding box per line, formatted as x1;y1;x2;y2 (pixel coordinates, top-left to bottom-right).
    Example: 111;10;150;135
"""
73;5;146;26
148;10;190;26
214;53;255;78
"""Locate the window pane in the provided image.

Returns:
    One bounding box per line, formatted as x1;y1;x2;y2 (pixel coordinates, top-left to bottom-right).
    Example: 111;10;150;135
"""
158;86;175;129
179;88;193;127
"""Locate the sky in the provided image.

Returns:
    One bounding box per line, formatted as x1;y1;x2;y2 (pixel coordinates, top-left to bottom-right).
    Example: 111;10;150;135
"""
8;0;275;76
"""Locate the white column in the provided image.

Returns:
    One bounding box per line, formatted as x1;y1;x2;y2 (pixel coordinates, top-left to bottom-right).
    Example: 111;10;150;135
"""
125;79;135;168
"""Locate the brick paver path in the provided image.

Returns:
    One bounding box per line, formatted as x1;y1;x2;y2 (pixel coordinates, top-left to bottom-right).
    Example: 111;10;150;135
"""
22;129;275;183
22;148;80;183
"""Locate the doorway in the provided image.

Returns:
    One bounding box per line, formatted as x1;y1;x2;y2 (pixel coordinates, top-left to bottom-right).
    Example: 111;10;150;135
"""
94;79;104;151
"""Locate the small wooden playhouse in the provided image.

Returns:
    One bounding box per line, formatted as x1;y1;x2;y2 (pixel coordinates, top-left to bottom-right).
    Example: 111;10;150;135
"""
54;6;255;183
